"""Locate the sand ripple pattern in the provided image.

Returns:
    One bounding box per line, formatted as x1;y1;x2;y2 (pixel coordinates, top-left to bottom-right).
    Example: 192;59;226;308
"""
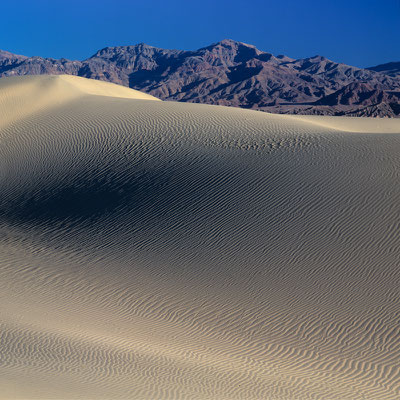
1;75;400;399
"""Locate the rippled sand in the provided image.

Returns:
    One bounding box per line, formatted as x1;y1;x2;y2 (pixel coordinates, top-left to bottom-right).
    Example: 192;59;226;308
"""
1;75;400;399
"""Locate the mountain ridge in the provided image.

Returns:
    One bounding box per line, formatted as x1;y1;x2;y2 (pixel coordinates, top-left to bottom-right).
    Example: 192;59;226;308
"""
1;39;399;117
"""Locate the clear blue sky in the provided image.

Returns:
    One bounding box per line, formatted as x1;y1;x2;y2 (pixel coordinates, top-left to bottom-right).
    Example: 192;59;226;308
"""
1;0;399;67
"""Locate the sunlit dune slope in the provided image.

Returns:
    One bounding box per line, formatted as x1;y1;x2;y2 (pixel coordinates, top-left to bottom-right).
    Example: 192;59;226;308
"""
1;75;400;399
0;74;159;129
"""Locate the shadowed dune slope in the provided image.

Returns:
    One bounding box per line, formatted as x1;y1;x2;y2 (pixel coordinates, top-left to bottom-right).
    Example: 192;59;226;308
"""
1;75;400;399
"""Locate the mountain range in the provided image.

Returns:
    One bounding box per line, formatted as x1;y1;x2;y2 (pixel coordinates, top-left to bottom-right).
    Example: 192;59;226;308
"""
1;39;399;117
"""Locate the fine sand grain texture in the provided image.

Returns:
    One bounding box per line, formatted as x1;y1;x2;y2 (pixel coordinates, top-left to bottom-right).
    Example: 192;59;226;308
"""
1;75;400;399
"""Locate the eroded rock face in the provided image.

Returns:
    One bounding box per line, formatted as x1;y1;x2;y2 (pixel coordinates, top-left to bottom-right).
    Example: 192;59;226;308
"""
1;40;400;117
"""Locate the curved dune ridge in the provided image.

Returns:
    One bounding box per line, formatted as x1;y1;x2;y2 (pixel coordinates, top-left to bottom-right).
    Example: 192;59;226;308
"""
1;75;400;399
0;74;159;130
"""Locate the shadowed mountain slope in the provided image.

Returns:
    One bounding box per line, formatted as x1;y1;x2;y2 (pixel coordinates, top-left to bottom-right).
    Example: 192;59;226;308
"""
368;61;400;79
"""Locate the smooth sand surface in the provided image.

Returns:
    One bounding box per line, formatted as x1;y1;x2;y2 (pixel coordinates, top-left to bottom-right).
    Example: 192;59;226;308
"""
1;75;400;399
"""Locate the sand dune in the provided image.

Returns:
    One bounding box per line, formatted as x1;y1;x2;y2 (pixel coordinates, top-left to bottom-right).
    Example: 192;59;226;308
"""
0;75;159;130
1;75;400;399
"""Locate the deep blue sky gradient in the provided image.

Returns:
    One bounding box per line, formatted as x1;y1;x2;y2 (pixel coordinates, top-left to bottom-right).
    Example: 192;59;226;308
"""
1;0;399;67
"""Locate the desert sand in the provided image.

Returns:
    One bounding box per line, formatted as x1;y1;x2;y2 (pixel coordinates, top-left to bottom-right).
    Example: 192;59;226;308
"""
1;75;400;399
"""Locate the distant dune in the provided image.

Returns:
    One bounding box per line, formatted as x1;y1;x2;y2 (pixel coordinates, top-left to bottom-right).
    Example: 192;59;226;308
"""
1;75;400;399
